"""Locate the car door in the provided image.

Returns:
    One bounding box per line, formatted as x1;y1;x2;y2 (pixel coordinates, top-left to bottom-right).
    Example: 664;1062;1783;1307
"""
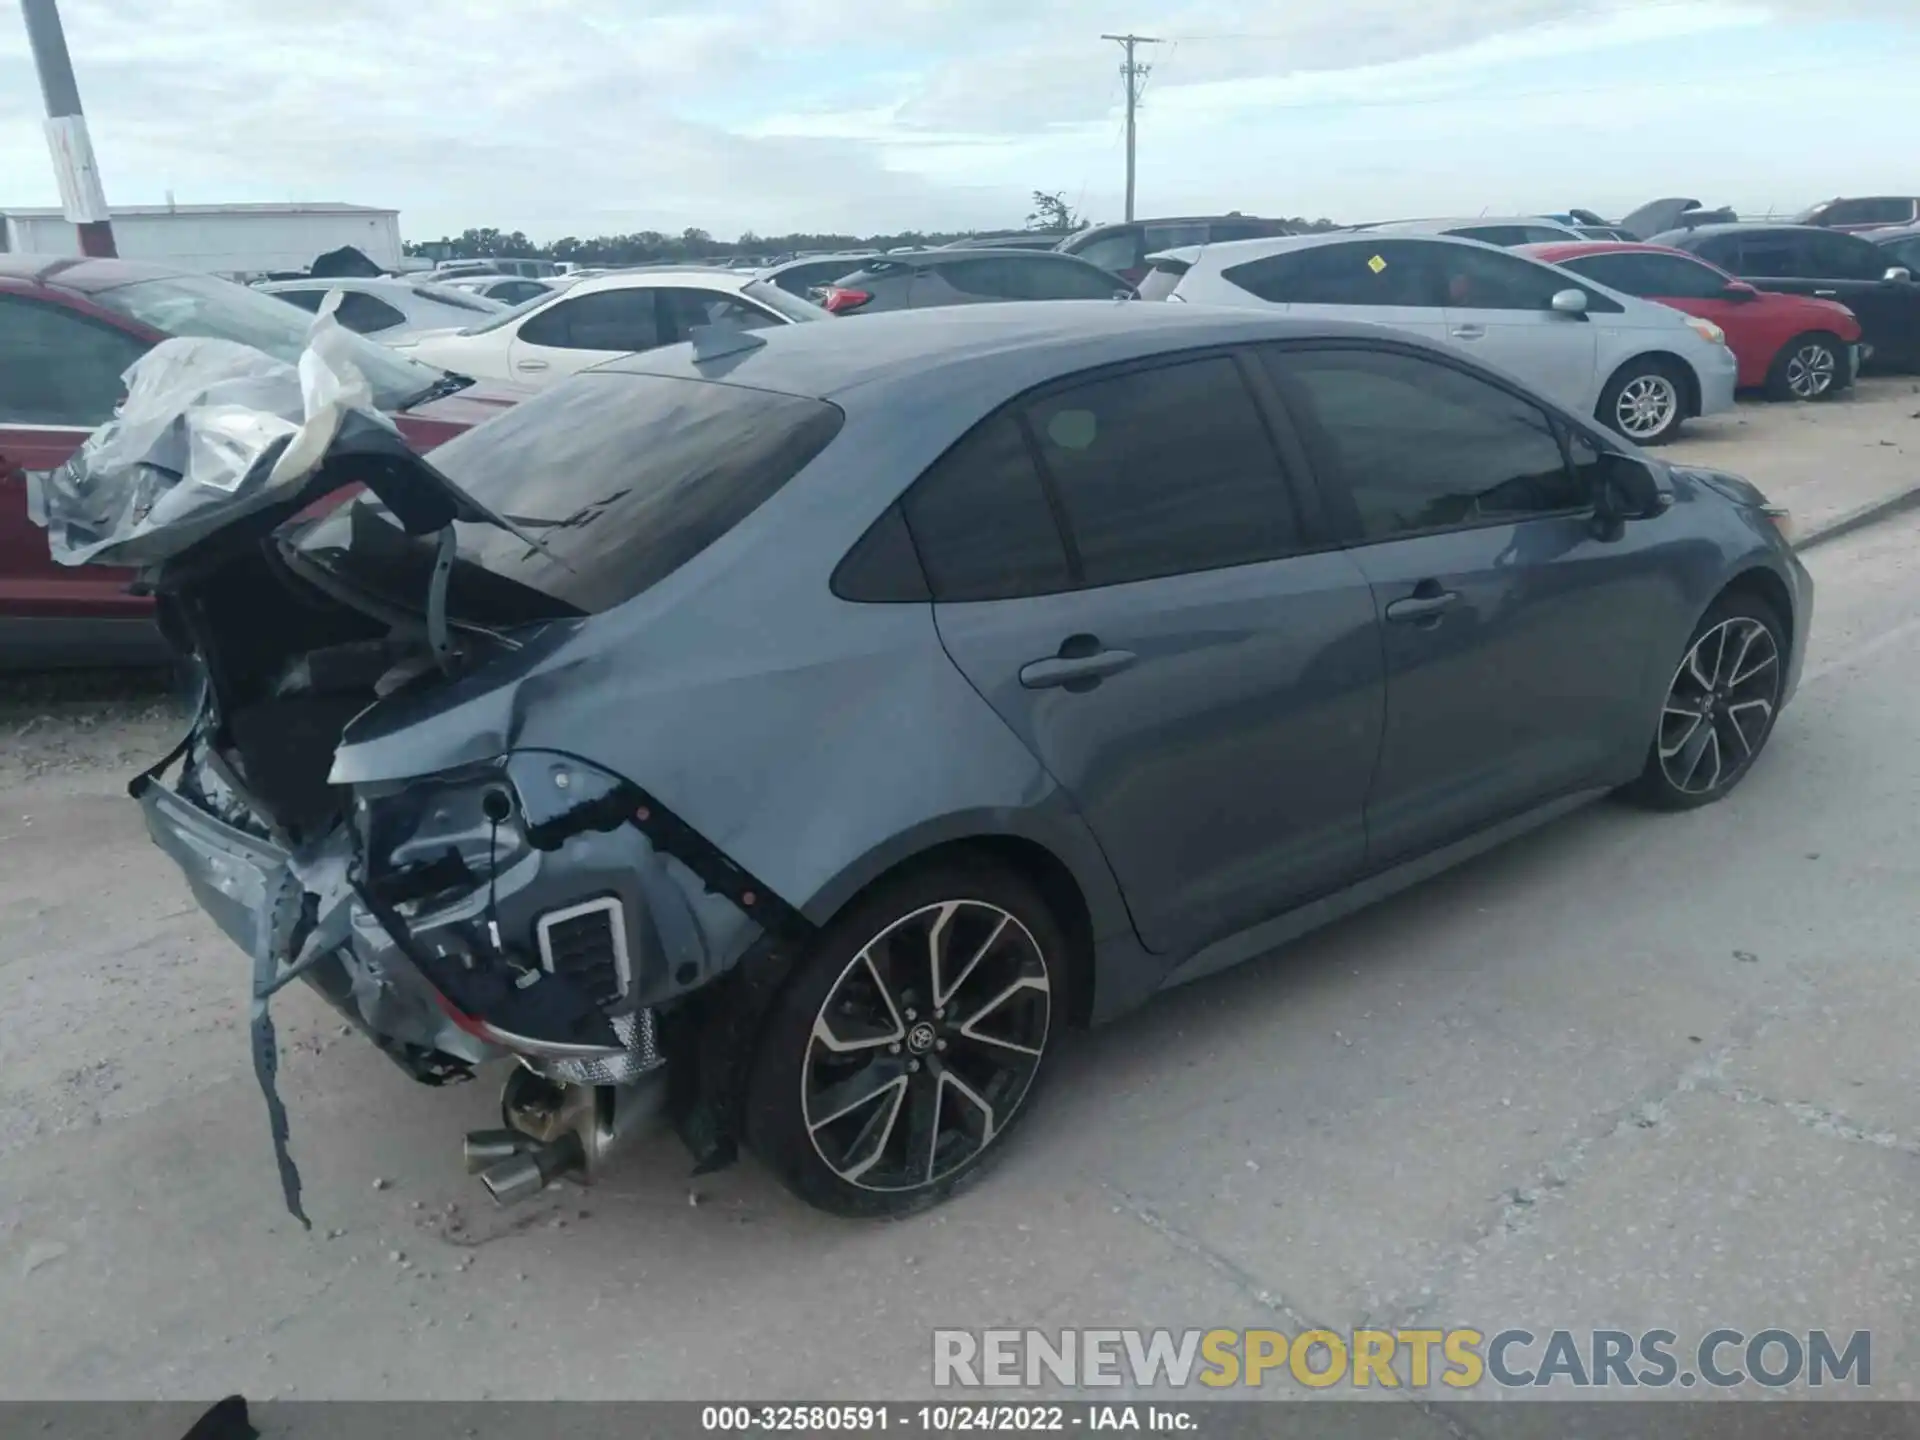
1007;257;1133;300
1558;251;1770;386
1795;230;1920;366
507;286;664;381
1217;239;1451;342
1432;243;1600;410
906;350;1386;958
1261;342;1688;866
0;294;151;621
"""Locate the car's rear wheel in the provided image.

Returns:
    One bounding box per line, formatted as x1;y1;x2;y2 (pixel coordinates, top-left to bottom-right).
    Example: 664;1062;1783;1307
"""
1598;356;1689;445
745;861;1062;1217
1765;332;1847;401
1625;592;1787;811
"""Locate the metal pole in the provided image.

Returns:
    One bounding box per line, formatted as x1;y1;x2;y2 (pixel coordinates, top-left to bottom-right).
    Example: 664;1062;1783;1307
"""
1102;34;1160;223
20;0;117;257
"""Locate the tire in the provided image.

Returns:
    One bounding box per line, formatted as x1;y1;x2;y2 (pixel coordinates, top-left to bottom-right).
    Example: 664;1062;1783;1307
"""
1764;331;1848;402
1597;356;1690;445
1623;591;1788;811
744;859;1065;1217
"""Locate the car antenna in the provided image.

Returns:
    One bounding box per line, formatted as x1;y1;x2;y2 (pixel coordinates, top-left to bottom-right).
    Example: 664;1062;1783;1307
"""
689;324;767;362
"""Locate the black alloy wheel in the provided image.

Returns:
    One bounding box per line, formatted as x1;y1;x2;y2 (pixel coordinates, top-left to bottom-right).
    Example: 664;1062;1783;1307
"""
1627;593;1787;810
746;864;1061;1216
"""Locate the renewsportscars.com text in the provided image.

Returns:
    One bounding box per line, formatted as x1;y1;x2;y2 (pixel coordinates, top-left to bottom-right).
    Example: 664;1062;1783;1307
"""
932;1327;1871;1390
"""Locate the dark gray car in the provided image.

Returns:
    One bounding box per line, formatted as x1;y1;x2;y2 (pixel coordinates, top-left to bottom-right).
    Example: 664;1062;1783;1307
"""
820;249;1134;314
52;303;1811;1221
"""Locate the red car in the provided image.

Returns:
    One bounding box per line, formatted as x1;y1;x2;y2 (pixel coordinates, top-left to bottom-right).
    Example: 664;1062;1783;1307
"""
1520;241;1864;403
1;256;525;669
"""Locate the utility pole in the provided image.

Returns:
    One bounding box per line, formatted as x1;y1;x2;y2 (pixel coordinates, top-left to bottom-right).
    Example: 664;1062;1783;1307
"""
1101;33;1161;223
20;0;116;257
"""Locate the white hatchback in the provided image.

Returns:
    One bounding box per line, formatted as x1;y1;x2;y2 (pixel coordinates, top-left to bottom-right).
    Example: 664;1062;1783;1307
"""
393;268;829;388
1141;232;1738;444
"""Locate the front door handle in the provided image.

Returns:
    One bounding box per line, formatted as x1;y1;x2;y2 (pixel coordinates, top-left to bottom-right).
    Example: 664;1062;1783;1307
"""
514;358;550;371
1385;589;1460;624
1449;324;1486;340
1019;641;1137;690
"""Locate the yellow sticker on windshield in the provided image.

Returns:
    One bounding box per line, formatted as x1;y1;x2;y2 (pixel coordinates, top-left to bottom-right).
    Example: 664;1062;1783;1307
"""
1368;254;1387;274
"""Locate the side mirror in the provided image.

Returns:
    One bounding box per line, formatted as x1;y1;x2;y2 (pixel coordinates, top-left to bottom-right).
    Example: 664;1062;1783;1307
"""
1885;266;1913;284
1594;451;1671;527
1721;281;1760;302
1550;288;1589;317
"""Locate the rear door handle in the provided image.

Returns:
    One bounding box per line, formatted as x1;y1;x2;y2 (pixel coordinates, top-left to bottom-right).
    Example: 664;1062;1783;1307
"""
1385;590;1460;623
1814;289;1839;298
1019;647;1137;690
1448;324;1486;340
514;358;550;371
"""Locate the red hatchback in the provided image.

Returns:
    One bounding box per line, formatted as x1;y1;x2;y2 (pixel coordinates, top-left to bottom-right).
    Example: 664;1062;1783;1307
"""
1521;241;1864;402
1;256;526;669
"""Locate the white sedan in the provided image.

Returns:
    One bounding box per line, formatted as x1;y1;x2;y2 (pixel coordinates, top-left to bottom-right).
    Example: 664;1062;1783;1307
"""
256;277;505;342
393;268;829;387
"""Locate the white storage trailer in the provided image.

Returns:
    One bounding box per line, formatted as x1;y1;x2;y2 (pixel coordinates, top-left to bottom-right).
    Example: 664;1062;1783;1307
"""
0;202;403;278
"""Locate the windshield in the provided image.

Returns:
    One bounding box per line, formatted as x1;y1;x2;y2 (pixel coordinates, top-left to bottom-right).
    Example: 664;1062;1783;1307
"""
90;273;449;411
291;369;844;616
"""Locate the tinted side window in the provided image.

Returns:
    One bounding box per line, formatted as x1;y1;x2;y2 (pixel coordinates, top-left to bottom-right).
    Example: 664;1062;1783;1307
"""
1025;355;1301;586
1690;235;1740;269
0;296;148;426
1020;259;1126;299
1560;252;1726;300
937;259;1027;299
655;288;778;339
1734;234;1804;279
901;415;1073;601
1266;347;1584;540
1145;222;1209;251
1435;246;1566;310
492;280;550;304
1882;237;1920;273
1224;241;1440;307
1450;225;1529;248
1826;198;1912;226
519;289;661;351
1073;231;1142;272
1803;231;1884;280
332;291;407;334
273;288;327;313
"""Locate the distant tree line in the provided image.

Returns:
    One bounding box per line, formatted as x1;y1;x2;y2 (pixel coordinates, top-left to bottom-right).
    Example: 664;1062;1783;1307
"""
404;191;1342;265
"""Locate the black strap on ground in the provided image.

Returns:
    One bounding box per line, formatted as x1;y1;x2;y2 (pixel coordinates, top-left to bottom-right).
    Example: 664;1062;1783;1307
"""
250;932;310;1230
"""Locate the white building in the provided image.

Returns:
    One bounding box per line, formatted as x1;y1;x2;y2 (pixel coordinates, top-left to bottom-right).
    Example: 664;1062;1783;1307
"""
0;202;403;278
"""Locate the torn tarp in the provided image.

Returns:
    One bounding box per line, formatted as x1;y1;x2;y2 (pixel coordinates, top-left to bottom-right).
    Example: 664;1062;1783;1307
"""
27;306;393;569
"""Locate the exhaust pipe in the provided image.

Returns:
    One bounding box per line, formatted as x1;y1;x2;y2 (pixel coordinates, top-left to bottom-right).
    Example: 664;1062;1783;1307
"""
465;1067;665;1207
478;1133;584;1205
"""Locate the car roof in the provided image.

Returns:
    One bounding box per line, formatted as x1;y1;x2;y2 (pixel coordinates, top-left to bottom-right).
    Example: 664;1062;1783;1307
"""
1360;216;1579;233
566;267;758;294
1146;229;1512;269
1072;216;1283;236
603;301;1398;403
761;253;880;272
0;253;197;293
1517;240;1704;260
844;248;1101;270
1867;223;1920;242
1658;222;1830;241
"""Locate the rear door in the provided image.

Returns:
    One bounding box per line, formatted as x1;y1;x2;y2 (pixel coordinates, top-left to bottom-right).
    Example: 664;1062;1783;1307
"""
1215;238;1451;341
908;350;1385;958
0;294;152;621
1433;243;1600;411
1262;341;1688;864
507;286;664;381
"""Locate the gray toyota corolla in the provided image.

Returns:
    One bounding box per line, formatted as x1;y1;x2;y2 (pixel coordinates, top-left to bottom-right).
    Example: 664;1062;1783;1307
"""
38;302;1810;1221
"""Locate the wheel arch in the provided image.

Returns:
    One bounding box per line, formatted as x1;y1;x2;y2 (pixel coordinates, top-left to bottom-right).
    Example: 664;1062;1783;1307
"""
1714;563;1797;656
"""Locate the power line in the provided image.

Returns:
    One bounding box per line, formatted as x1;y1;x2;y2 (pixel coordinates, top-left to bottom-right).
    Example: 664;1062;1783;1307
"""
1101;32;1162;223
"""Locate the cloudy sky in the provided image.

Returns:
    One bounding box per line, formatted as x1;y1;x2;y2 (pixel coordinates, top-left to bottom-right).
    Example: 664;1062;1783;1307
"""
2;0;1916;242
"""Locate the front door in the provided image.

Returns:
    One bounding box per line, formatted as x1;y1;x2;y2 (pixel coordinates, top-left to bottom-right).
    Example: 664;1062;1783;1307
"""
507;287;664;382
901;351;1385;958
0;295;151;627
1262;342;1688;866
1432;244;1600;412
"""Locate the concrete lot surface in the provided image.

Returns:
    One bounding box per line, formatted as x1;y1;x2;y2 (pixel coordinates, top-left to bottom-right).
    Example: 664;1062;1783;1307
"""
1;391;1917;1413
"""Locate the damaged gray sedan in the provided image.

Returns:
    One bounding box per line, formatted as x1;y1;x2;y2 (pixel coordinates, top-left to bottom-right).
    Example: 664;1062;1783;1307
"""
33;300;1809;1221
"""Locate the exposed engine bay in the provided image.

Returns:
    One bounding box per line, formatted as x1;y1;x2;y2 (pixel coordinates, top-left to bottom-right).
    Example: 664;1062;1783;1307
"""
29;314;815;1223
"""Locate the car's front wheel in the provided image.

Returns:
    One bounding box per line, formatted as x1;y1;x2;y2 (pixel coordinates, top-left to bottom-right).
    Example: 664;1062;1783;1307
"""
1598;356;1690;445
745;861;1062;1217
1625;592;1787;811
1765;332;1847;401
